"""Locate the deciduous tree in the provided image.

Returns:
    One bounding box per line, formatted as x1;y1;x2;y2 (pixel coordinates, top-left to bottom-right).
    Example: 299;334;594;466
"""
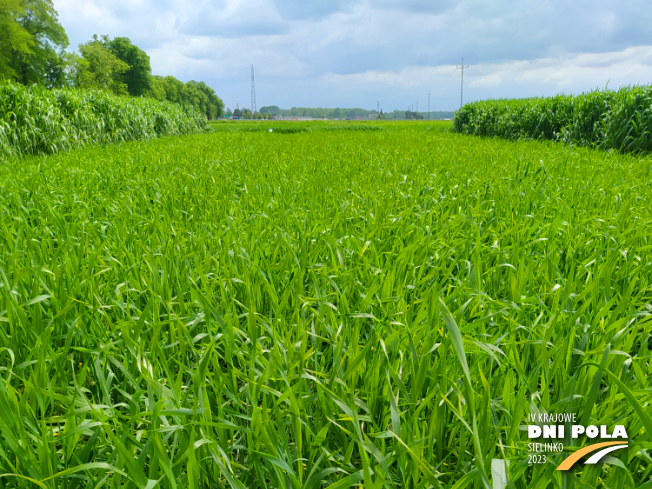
0;0;33;80
107;37;153;96
9;0;68;85
76;35;129;95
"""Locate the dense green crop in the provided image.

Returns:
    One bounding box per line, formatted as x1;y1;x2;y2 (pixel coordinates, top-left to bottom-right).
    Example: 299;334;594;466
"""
453;86;652;154
0;122;651;488
0;81;208;157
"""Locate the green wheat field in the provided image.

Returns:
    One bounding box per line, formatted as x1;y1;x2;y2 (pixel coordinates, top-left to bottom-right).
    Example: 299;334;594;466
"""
1;120;651;488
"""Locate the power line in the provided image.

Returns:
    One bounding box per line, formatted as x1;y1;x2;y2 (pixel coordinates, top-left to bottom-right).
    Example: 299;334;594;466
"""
251;65;256;114
456;58;469;108
246;77;456;110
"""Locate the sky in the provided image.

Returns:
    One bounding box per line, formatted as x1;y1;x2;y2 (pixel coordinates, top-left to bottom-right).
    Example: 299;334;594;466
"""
52;0;652;112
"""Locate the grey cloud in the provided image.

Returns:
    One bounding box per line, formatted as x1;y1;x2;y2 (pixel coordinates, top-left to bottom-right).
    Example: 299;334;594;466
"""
52;0;652;111
273;0;353;20
174;0;290;37
176;17;289;38
373;0;456;14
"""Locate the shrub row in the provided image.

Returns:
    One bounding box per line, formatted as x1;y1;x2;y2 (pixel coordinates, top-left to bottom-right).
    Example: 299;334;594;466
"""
0;81;208;157
452;86;652;154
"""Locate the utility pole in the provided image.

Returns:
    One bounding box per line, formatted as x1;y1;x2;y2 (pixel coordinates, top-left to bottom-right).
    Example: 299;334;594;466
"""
427;90;431;120
416;100;419;114
456;58;469;108
251;65;256;115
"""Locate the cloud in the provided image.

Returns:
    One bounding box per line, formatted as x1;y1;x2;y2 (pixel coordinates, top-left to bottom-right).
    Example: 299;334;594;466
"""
273;0;352;20
51;0;652;110
175;0;289;37
471;74;502;88
318;46;652;107
373;0;456;14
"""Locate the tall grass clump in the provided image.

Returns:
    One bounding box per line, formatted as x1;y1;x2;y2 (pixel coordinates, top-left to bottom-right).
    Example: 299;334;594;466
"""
0;81;208;157
453;85;652;154
0;122;651;488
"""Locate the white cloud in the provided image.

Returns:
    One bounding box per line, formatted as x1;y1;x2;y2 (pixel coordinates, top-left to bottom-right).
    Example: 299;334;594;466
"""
51;0;652;110
315;46;652;107
470;74;502;88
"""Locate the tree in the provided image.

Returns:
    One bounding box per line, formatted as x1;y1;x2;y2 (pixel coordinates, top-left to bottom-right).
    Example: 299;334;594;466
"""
378;109;383;120
107;37;153;96
150;75;167;100
151;75;224;119
75;35;129;94
187;80;224;119
0;0;33;80
42;48;68;87
260;105;280;115
233;108;242;118
152;75;184;104
405;110;422;120
9;0;68;85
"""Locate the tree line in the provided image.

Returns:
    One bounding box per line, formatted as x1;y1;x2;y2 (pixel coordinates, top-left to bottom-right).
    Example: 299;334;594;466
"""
390;110;455;120
258;106;377;120
0;0;224;119
230;107;272;120
256;106;455;120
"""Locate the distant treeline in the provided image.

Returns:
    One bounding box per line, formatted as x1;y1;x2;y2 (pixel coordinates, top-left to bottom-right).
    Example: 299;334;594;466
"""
258;106;374;119
257;106;455;120
0;2;224;119
388;110;455;120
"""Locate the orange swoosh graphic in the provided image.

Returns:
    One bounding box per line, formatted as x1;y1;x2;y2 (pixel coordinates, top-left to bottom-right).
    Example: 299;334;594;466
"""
557;441;628;471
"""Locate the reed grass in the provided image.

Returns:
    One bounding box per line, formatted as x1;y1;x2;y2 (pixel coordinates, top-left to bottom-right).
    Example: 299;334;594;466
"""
453;86;652;154
0;81;207;157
